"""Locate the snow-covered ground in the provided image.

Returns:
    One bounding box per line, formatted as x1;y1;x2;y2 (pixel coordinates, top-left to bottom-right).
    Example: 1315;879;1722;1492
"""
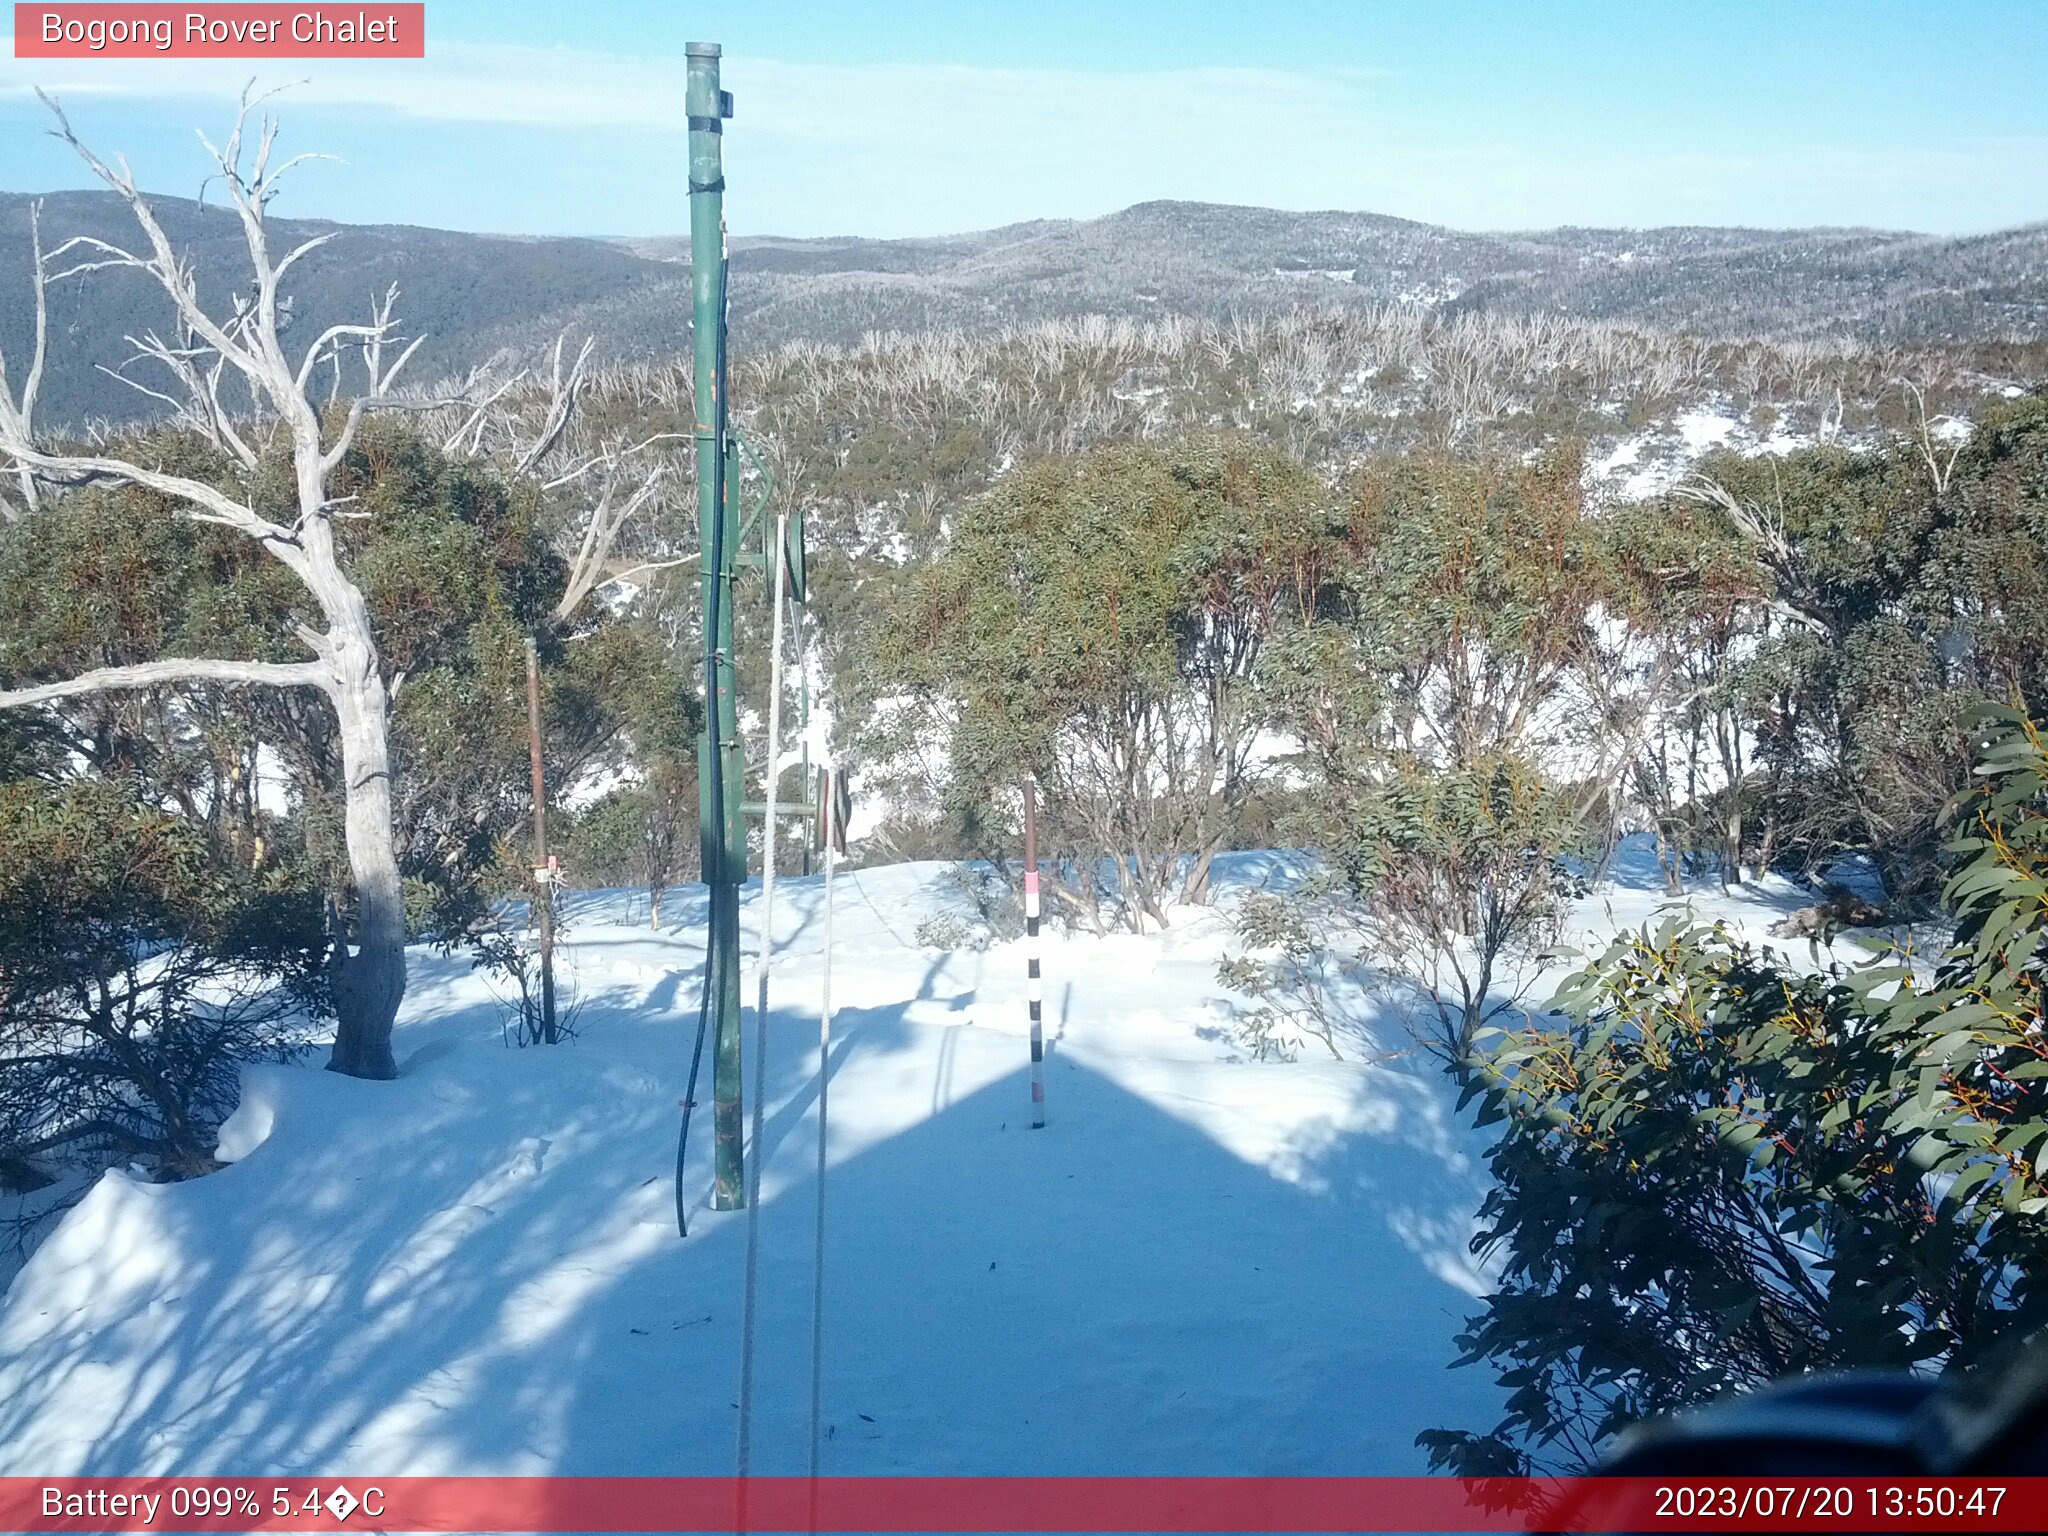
0;846;1876;1478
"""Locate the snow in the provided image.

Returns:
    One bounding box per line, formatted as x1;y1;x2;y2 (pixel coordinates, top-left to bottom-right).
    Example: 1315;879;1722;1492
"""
253;747;293;817
211;1072;281;1165
1675;406;1738;454
1555;838;1900;968
0;858;1497;1477
1587;401;1823;503
597;577;642;617
562;759;641;813
0;844;1889;1478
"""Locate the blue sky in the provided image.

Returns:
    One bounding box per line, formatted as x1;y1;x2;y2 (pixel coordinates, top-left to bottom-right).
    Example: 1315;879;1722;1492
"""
1;1;2043;238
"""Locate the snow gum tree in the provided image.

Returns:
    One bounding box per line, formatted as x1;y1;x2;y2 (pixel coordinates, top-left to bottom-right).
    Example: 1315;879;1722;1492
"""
1421;702;2048;1475
1597;498;1770;891
858;434;1335;931
1247;450;1609;1062
0;93;456;1078
0;777;326;1179
1669;392;2048;902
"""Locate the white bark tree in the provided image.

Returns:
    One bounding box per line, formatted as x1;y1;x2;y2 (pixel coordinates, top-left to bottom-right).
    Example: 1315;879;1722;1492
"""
0;90;456;1079
0;201;48;519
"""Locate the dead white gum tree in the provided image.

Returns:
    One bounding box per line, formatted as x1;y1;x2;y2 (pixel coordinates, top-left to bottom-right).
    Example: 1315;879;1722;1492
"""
0;89;466;1080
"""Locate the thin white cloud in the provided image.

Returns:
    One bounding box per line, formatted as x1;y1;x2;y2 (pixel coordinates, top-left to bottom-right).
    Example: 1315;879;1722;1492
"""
0;39;1379;135
2;37;2041;236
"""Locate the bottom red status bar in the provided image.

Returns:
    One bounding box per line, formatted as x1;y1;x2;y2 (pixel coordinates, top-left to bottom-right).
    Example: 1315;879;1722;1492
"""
4;1476;2044;1533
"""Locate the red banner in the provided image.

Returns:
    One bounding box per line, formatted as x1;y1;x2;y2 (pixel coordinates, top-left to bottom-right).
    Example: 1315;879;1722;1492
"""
12;5;425;58
1;1477;2045;1533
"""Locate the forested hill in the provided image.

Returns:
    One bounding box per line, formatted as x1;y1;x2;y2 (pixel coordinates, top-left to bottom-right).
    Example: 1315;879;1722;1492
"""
6;188;2047;426
714;204;2048;348
0;190;685;428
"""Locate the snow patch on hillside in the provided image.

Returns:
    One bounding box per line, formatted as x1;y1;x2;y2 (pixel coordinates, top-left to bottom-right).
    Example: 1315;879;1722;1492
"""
1587;400;1827;502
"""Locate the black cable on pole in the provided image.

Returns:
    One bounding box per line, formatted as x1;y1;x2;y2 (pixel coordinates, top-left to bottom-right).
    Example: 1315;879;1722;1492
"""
675;958;713;1237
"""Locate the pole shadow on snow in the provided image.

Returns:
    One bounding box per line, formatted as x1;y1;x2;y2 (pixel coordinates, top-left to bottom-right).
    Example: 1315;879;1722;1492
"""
0;943;1503;1481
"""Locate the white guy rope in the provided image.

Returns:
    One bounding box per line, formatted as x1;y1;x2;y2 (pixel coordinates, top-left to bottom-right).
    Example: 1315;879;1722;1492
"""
808;760;838;1503
735;507;790;1484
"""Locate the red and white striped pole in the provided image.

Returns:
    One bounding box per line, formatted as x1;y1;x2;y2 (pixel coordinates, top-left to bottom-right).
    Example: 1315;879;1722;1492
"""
1023;775;1045;1129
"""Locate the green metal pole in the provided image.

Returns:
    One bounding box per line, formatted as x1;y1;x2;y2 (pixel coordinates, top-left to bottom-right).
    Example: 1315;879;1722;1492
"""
687;42;746;1212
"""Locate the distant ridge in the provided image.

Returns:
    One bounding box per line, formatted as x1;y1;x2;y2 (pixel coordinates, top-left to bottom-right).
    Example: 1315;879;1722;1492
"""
4;191;2044;426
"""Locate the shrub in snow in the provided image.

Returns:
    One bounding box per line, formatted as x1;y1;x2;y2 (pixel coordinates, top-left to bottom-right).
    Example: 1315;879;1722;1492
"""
852;436;1331;933
466;899;582;1048
913;911;986;952
1215;879;1359;1061
1281;755;1575;1067
0;779;326;1182
1423;703;2048;1477
914;865;1026;951
565;774;694;931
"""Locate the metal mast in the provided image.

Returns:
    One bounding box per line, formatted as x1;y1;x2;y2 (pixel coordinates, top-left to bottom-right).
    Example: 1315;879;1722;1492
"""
686;42;747;1211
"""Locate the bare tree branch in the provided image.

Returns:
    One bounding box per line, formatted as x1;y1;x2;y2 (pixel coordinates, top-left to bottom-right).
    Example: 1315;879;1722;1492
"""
437;366;524;456
0;658;329;710
1676;473;1835;639
0;439;300;549
515;332;594;474
552;474;666;624
4;89;428;1077
1902;379;1964;495
294;319;382;393
603;552;700;588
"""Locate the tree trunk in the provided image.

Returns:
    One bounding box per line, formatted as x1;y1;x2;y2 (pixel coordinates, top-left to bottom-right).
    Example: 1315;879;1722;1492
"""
1656;820;1684;896
1755;804;1779;884
324;642;405;1081
1716;704;1743;890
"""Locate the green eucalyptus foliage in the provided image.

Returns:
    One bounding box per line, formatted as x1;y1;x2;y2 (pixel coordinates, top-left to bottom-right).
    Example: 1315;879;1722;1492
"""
1341;449;1603;762
1698;391;2048;899
0;437;304;812
0;777;326;1180
1340;753;1579;1059
1251;452;1600;1057
0;421;690;938
1595;498;1770;889
859;433;1334;927
1422;703;2048;1476
560;646;700;923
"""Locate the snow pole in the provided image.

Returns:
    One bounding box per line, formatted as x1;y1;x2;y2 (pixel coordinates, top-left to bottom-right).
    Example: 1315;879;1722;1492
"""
523;635;559;1045
1024;775;1046;1128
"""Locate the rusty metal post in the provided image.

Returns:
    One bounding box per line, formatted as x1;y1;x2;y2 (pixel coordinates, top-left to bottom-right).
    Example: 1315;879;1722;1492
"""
524;635;558;1045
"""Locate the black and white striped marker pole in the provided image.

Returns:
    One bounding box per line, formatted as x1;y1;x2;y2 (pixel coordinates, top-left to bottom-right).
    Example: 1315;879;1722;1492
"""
1023;775;1045;1129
